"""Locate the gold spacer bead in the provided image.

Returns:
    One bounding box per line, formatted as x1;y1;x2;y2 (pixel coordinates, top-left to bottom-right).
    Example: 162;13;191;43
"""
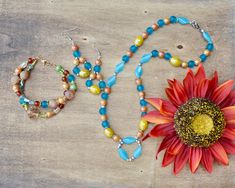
104;87;111;94
195;59;201;66
127;50;133;57
101;115;108;121
112;135;121;142
73;59;80;65
95;59;102;65
79;57;86;64
164;18;170;25
181;62;188;68
142;32;148;39
141;106;147;112
135;78;142;85
90;73;96;80
158;51;165;58
152;23;159;30
137;130;144;139
204;49;211;56
101;100;107;106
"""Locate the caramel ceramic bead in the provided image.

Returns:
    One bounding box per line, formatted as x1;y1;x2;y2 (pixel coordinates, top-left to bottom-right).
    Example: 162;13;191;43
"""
141;106;147;112
57;97;66;104
90;73;96;79
73;59;79;65
11;75;20;84
112;135;121;142
195;59;201;66
139;91;145;98
64;90;75;100
72;45;79;51
158;51;165;58
20;71;30;80
96;73;103;80
47;111;55;118
204;50;211;56
142;32;148;39
95;59;102;66
127;50;133;57
182;62;188;68
135;79;142;85
63;82;70;90
14;67;22;75
12;84;20;92
79;57;86;64
104;87;111;94
49;99;57;109
152;23;159;30
101;100;107;106
137;131;144;139
101;115;108;121
164;18;170;25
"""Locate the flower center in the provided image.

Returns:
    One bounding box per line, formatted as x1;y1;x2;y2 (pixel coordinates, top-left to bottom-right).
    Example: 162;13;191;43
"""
174;98;225;147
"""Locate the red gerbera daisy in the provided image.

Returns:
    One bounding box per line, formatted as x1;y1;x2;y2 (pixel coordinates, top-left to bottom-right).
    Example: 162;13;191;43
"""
143;64;235;174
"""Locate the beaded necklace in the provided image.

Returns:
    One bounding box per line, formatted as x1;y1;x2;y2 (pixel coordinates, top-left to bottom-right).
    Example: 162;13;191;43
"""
98;16;214;161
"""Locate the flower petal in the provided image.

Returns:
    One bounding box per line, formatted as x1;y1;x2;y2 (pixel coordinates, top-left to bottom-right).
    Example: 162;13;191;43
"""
220;91;235;108
167;138;184;155
194;64;206;83
149;123;175;137
162;152;175;167
183;69;195;99
220;138;235;154
165;88;181;107
173;145;190;175
189;147;202;173
142;110;173;124
172;80;188;104
210;142;229;165
205;71;218;98
222;106;235;121
145;98;177;117
195;79;209;98
201;149;213;173
156;133;176;157
211;80;234;106
222;128;235;141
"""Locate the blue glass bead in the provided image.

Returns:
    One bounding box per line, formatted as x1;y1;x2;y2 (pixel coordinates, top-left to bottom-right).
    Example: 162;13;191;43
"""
203;31;213;44
115;61;125;73
164;53;172;60
107;75;116;87
135;66;143;78
188;60;195;68
101;93;109;100
177;17;190;25
130;45;138;53
146;27;154;35
99;81;106;89
151;50;159;57
133;145;142;159
170;16;177;23
102;121;110;128
200;54;207;62
140;53;152;65
118;148;129;161
73;50;81;58
123;137;136;145
141;112;147;116
137;85;144;92
73;66;80;75
86;80;93;87
206;43;214;51
68;74;75;82
19;97;26;105
41;101;48;108
84;62;92;70
122;55;130;63
140;99;147;106
99;107;106;115
94;65;101;73
157;19;165;27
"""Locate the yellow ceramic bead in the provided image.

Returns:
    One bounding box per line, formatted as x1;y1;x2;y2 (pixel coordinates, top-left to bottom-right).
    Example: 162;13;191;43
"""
89;85;101;95
170;57;182;67
104;128;114;138
134;36;144;47
79;69;90;78
139;119;148;131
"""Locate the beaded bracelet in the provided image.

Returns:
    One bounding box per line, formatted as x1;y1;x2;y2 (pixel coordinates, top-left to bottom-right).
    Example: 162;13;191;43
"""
98;16;214;161
11;57;77;119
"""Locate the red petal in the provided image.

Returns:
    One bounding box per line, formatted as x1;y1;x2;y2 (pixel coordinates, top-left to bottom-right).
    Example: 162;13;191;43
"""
195;64;206;83
167;138;184;155
149;123;175;137
222;128;235;141
172;80;188;105
226;123;235;129
156;133;176;157
162;152;175;167
165;88;181;107
201;149;213;173
206;71;218;98
167;79;174;88
195;79;209;98
210;142;229;165
173;145;190;175
189;147;202;173
220;138;235;154
222;106;235;121
145;98;177;117
183;69;195;99
142;110;173;124
211;80;234;106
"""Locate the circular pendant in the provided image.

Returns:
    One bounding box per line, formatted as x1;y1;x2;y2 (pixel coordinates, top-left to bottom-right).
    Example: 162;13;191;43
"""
118;137;142;162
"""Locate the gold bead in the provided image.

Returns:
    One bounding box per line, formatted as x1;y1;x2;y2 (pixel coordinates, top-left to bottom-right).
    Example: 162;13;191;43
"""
73;59;79;65
204;49;211;56
95;59;102;65
90;73;96;79
112;135;121;142
134;36;144;47
79;69;90;78
62;82;70;90
139;120;148;131
195;59;201;66
181;62;188;68
47;111;55;118
164;18;170;25
89;85;101;95
135;79;142;85
158;51;165;58
137;130;144;139
96;73;103;80
139;91;145;98
12;84;20;92
141;106;147;112
104;87;111;94
142;32;148;39
152;23;159;30
101;115;108;121
104;128;114;138
170;57;182;67
57;97;66;104
101;100;107;106
127;50;133;57
79;57;86;63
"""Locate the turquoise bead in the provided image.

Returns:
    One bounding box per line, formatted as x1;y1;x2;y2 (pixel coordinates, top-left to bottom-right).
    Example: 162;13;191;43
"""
107;75;116;87
123;137;136;145
203;31;213;44
118;148;129;161
41;101;48;108
178;17;190;25
133;145;142;159
115;61;125;73
135;66;143;79
140;53;152;65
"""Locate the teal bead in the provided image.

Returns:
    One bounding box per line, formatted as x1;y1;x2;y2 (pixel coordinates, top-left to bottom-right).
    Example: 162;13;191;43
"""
203;31;213;44
123;137;136;145
135;66;143;79
107;75;116;87
140;53;152;65
177;17;190;25
133;145;142;159
118;148;129;161
115;61;125;73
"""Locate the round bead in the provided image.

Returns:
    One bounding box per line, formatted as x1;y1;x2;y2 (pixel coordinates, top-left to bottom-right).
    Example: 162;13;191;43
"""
188;60;196;68
102;120;110;128
99;107;106;115
181;62;188;68
200;54;207;62
112;135;121;142
164;18;170;25
73;59;79;65
95;59;102;65
104;128;114;138
152;23;159;30
11;76;20;84
20;71;30;80
48;99;57;109
158;51;165;58
99;81;106;89
64;90;75;100
70;84;77;91
170;57;182;67
73;66;80;75
101;115;108;121
142;32;148;39
90;73;96;79
86;80;93;87
137;130;144;138
204;49;211;56
157;19;165;27
79;69;90;78
206;43;214;51
122;55;129;63
101;100;107;106
135;79;142;85
195;59;201;66
137;85;144;92
146;27;154;35
41;101;48;108
55;65;63;72
90;85;101;95
57;97;66;104
164;52;172;60
139;120;148;131
130;45;138;53
34;101;40;107
72;45;79;51
126;50;133;57
139;91;145;98
170;16;177;23
12;84;20;92
101;93;109;100
73;50;81;58
79;57;86;64
104;87;111;94
151;50;159;57
134;36;144;47
67;74;75;82
96;73;103;80
141;106;147;112
63;82;70;90
84;62;92;70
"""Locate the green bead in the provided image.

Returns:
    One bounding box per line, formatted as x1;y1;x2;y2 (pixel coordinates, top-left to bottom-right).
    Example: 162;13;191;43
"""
55;65;63;72
70;84;77;91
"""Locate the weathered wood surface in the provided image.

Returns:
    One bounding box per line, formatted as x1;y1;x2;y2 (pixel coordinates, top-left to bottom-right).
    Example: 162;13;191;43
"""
0;0;235;187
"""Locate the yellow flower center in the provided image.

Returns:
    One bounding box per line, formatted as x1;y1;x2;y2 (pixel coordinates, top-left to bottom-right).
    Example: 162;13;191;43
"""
191;114;214;135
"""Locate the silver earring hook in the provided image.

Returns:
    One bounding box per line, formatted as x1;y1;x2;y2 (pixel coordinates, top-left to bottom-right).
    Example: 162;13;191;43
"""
92;43;102;60
61;27;79;45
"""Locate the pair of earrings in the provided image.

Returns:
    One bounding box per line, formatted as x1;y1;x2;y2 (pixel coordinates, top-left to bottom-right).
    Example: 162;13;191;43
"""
11;34;105;119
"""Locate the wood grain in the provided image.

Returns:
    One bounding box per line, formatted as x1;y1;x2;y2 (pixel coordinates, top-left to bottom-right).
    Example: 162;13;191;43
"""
0;0;235;187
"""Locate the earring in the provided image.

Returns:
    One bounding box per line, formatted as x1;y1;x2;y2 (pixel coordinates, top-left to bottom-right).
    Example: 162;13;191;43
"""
11;57;77;119
63;33;105;95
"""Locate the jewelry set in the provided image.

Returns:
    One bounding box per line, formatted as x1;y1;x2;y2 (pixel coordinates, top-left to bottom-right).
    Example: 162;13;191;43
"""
12;16;235;174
